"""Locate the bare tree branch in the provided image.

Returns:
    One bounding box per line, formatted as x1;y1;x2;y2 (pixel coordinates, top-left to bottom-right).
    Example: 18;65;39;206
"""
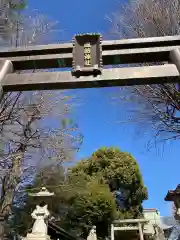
109;0;180;143
0;8;82;219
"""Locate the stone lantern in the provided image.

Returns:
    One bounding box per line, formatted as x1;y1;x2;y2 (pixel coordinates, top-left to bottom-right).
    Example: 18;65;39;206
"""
25;187;54;240
165;184;180;220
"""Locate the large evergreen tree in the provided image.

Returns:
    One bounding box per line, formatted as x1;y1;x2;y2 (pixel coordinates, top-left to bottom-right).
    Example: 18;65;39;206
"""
70;147;148;218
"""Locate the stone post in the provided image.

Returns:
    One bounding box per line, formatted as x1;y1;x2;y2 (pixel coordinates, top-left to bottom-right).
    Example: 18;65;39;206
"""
170;49;180;70
138;222;144;240
110;224;114;240
0;60;13;103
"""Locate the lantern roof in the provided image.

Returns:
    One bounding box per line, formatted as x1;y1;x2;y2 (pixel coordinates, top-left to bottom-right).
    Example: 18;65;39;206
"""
165;184;180;201
28;187;54;197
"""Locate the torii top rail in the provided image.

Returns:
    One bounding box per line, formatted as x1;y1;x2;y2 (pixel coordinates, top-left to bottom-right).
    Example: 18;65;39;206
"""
0;34;180;93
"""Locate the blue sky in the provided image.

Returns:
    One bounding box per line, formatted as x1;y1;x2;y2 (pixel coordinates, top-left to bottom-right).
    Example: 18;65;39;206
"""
27;0;180;217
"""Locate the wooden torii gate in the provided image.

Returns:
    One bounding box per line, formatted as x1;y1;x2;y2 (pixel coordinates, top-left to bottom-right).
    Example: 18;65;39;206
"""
0;33;179;99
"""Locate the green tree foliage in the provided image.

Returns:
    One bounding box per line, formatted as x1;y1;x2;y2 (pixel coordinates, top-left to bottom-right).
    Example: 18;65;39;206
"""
64;176;116;238
11;164;67;236
9;0;26;10
70;147;148;217
12;166;116;239
11;147;147;239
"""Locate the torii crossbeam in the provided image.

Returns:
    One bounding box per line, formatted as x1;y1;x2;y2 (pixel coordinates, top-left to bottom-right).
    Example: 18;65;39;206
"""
0;33;180;95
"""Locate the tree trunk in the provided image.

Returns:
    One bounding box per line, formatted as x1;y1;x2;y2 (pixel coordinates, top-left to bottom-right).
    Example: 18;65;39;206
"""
0;216;7;240
0;155;23;240
0;155;22;216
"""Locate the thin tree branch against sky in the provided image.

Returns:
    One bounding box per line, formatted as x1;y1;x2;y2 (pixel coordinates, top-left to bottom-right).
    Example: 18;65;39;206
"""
0;3;83;221
108;0;180;144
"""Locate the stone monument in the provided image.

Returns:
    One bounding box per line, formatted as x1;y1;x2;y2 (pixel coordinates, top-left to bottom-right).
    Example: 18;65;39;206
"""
25;187;54;240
